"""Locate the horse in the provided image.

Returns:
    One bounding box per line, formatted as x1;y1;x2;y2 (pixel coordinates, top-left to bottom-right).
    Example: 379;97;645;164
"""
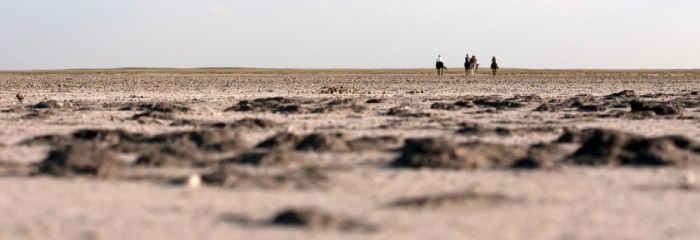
464;54;471;76
490;56;499;76
468;56;478;76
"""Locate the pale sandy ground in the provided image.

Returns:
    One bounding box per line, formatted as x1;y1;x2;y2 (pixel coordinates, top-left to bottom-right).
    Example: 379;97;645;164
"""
1;73;700;240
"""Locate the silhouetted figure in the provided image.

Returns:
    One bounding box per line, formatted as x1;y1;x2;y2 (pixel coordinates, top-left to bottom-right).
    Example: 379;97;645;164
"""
491;56;499;76
435;55;447;76
463;54;471;76
468;55;478;76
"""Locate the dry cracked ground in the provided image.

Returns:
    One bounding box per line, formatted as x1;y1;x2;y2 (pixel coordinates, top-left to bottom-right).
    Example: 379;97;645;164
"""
1;73;700;240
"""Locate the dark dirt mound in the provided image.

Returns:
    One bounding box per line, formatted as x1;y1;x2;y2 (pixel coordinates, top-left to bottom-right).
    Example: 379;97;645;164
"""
558;94;600;108
430;102;462;111
201;166;329;189
209;118;280;130
347;135;402;151
473;96;524;109
225;97;306;113
533;103;560;112
556;128;597;143
569;129;700;166
605;90;636;100
365;98;383;104
295;133;350;152
386;106;431;117
21;110;54;119
597;110;657;120
391;138;528;169
270;207;376;232
320;86;368;94
390;191;513;209
31;100;65;109
256;132;305;150
256;132;398;152
36;142;122;177
117;102;191;113
132;111;176;120
312;100;367;114
578;104;607;112
23;128;248;168
506;94;544;103
170;118;280;130
456;123;560;137
630;100;682;115
225;150;306;167
146;129;248;153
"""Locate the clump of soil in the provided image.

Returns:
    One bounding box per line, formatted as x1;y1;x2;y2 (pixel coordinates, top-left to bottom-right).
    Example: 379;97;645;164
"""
23;128;248;168
568;129;700;166
257;132;398;152
31;100;65;109
385;106;431;117
320;86;367;94
312;99;367;113
170;118;280;130
256;132;306;150
556;128;596;143
132;111;176;120
21;110;54;119
630;100;683;115
117;102;191;113
365;98;383;104
225;150;307;167
390;191;513;209
429;100;476;110
473;96;524;109
201;166;329;189
506;94;544;103
605;90;636;100
296;133;351;152
270;207;376;232
347;135;402;151
557;94;600;108
577;104;607;112
533;103;560;112
36;142;122;177
391;138;528;169
225;97;306;113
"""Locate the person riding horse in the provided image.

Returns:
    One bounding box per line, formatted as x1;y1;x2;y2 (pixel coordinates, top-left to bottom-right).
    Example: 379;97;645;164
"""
435;55;447;76
464;54;471;76
468;55;478;76
491;56;499;76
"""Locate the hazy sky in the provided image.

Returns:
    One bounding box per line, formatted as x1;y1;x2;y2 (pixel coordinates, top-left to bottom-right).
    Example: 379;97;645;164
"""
1;0;699;69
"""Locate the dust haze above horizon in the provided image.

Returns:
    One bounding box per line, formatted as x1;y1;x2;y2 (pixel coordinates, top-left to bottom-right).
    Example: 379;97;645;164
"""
1;0;698;70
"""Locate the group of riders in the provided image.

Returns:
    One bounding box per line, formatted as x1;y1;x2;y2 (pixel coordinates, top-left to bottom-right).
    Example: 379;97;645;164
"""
435;54;499;76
